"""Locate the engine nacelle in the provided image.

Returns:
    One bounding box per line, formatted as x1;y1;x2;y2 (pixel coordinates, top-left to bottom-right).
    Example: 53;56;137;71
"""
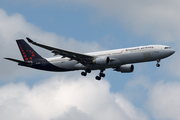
115;64;134;73
93;56;110;65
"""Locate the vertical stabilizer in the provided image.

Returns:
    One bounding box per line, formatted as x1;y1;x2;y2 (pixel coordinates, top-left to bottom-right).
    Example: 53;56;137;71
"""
16;39;43;61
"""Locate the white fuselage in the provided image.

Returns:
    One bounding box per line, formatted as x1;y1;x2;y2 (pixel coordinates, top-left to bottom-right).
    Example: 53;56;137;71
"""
46;45;175;71
6;39;175;80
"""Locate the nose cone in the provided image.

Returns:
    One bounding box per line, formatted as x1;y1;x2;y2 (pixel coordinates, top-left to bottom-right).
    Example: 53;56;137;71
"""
170;49;175;55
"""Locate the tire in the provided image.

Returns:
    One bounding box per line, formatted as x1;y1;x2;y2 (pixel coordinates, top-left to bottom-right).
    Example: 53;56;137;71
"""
86;69;91;73
156;64;160;67
95;76;101;80
100;73;105;77
81;72;87;76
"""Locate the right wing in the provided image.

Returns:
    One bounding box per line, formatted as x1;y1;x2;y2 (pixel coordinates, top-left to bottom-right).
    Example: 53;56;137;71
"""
26;37;95;65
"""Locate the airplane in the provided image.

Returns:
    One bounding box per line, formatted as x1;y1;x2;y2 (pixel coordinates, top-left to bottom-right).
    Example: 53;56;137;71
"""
4;37;175;80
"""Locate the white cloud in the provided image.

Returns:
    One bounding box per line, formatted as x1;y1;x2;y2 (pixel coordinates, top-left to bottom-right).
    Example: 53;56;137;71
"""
146;81;180;120
122;77;180;120
0;76;149;120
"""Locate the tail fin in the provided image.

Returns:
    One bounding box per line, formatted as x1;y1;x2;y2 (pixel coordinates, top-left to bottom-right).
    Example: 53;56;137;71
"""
16;39;43;61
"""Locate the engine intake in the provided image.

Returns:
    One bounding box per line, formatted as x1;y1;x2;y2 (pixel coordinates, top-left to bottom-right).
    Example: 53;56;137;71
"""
93;56;110;65
115;64;134;73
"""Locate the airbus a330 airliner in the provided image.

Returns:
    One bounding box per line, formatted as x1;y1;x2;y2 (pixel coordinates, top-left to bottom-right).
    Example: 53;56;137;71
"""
5;38;175;80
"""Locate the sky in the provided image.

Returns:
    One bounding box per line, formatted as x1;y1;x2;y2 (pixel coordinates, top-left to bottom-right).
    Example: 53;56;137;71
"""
0;0;180;120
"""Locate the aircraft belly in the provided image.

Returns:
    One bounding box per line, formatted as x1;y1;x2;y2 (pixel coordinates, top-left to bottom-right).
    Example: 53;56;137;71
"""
50;60;78;70
132;52;154;63
153;50;171;60
118;52;144;64
50;59;121;71
31;59;71;72
74;63;86;69
119;51;156;64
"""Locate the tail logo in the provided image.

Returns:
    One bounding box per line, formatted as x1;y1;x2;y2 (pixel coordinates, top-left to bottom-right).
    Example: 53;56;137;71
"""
19;44;35;61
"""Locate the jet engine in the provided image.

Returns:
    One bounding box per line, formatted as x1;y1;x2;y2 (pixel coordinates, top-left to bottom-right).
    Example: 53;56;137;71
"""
115;64;134;73
93;56;110;65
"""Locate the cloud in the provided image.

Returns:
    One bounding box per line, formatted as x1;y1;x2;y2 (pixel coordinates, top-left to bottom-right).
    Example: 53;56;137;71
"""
22;0;180;43
146;81;180;120
165;51;180;77
121;77;180;120
4;0;180;43
69;0;180;43
0;76;149;120
0;8;101;80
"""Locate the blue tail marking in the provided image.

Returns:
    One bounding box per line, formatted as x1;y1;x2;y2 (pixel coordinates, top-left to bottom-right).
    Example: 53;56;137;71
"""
16;39;70;72
16;39;43;61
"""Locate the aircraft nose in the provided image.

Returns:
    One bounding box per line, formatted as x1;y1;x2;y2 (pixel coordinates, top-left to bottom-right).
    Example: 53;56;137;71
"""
171;49;175;55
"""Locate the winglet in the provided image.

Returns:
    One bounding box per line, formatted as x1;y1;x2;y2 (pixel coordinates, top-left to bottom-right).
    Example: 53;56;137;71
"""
26;37;34;43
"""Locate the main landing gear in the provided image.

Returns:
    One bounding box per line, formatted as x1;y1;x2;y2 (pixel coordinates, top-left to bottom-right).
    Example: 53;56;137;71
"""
156;59;161;67
95;69;105;81
81;69;106;81
81;69;91;76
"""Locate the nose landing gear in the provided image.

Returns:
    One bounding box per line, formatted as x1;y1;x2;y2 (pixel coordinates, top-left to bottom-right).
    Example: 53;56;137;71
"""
156;59;161;67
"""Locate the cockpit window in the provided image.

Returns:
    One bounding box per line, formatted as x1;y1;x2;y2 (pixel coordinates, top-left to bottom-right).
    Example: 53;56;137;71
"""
165;47;171;49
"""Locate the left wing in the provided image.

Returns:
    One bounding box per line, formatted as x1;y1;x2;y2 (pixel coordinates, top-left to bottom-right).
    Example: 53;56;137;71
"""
26;37;95;65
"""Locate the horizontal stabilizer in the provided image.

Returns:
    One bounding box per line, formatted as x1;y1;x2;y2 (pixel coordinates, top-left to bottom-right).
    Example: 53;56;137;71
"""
4;58;32;66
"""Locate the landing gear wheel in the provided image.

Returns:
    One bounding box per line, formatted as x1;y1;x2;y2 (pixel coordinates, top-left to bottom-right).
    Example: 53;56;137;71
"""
95;69;106;80
156;59;161;67
86;69;91;73
81;72;87;76
96;76;101;80
99;73;105;77
156;63;160;67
